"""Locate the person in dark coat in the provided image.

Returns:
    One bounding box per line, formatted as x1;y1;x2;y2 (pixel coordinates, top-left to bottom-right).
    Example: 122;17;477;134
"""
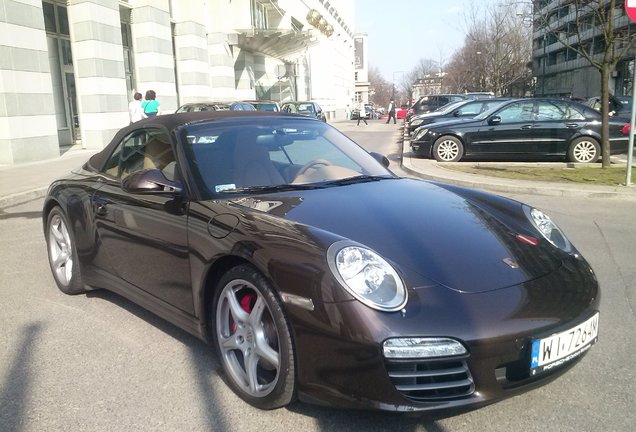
386;99;396;124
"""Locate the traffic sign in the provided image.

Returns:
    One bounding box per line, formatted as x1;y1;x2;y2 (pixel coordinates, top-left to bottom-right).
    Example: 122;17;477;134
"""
627;0;636;22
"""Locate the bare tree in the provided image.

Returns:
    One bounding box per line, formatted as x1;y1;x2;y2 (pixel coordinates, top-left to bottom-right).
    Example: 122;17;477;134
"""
368;65;393;109
536;0;636;167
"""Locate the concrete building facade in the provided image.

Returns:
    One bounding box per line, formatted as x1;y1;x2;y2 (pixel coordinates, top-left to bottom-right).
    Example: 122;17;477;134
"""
533;0;636;98
353;32;369;109
0;0;356;165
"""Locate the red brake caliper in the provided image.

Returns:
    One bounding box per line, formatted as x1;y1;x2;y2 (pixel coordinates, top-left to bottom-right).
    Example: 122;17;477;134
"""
231;291;256;334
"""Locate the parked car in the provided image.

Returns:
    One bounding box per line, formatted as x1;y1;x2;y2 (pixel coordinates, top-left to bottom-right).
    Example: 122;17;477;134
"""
281;101;326;121
176;102;231;113
44;110;599;413
586;95;632;119
411;94;467;116
242;100;280;112
411;98;630;163
408;98;510;135
176;102;256;113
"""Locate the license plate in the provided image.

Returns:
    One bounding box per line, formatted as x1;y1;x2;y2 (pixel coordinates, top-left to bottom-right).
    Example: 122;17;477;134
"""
530;313;599;376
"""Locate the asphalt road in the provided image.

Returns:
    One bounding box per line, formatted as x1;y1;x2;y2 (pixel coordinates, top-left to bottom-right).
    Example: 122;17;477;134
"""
0;119;634;431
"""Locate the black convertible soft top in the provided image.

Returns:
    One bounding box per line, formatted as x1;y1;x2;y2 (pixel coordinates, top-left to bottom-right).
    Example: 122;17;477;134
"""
86;111;309;172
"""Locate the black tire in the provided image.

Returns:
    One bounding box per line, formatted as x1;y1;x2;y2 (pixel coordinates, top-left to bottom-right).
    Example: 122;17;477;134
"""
433;135;464;162
568;137;600;163
211;264;295;409
45;206;85;295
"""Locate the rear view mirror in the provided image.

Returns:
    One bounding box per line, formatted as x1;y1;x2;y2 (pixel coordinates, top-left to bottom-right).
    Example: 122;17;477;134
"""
488;116;502;126
122;169;183;195
370;151;390;168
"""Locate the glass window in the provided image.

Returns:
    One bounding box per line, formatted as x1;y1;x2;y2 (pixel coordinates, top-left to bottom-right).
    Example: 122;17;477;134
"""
181;119;392;198
60;39;72;66
58;6;69;35
455;102;482;116
102;129;175;181
43;2;56;33
251;0;268;30
496;101;535;123
536;101;585;121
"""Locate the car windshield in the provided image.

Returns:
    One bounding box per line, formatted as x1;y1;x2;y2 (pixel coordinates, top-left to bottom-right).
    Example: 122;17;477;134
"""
181;118;393;198
253;103;279;112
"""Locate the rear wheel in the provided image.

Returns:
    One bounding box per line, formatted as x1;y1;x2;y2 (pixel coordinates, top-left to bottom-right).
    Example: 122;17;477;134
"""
433;136;464;162
568;137;600;163
212;264;295;409
45;207;85;295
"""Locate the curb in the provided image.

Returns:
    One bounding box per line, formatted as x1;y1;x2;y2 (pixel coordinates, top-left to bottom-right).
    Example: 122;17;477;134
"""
0;187;48;209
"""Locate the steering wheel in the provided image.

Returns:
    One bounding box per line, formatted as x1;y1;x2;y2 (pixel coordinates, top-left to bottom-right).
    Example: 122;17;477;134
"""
295;159;332;178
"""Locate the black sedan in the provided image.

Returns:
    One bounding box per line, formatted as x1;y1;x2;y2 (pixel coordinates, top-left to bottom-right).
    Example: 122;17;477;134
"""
411;98;630;163
44;111;599;412
281;101;326;122
408;98;510;135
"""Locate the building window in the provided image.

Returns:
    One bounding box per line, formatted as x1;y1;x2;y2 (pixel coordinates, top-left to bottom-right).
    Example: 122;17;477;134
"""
120;6;136;97
354;92;362;103
354;71;358;81
251;0;268;30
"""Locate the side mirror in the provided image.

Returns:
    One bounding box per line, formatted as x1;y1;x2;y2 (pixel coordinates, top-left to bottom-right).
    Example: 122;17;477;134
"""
370;151;390;168
488;116;502;126
453;110;461;117
122;169;183;195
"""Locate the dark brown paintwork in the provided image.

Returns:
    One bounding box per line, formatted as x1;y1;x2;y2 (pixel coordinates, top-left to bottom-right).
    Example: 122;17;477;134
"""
43;112;600;412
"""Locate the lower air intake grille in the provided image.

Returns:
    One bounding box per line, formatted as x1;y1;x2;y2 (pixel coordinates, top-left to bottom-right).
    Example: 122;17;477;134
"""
385;357;474;401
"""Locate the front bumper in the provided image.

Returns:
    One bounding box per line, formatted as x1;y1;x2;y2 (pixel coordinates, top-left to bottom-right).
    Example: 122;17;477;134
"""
410;138;434;157
289;256;600;412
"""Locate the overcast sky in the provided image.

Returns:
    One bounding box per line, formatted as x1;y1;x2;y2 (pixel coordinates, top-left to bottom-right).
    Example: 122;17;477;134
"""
355;0;501;81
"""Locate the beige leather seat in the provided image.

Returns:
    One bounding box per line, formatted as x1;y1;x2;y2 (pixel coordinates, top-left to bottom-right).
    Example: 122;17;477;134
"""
143;138;174;170
233;129;284;188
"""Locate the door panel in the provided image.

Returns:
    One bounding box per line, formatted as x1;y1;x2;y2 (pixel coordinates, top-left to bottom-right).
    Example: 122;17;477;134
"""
93;128;193;313
473;101;536;156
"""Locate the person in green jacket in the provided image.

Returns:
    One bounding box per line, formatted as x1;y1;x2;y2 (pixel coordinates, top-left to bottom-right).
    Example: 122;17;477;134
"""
141;90;160;117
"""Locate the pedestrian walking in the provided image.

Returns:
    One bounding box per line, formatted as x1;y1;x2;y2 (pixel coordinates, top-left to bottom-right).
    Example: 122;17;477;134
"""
141;90;160;117
386;99;396;124
128;92;143;123
345;104;351;120
356;104;368;126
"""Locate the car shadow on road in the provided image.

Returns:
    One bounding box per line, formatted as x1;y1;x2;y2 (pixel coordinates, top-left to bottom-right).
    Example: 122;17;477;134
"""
85;290;232;431
0;322;43;432
286;402;452;432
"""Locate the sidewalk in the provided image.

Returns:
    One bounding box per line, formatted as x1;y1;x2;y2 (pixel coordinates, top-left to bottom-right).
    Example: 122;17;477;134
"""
0;146;98;208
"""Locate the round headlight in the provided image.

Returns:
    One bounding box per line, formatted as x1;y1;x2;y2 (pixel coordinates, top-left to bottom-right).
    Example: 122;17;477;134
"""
327;241;407;312
524;206;571;252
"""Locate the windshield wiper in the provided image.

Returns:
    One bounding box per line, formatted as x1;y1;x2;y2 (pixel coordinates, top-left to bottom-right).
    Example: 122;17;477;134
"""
219;183;325;194
323;175;395;186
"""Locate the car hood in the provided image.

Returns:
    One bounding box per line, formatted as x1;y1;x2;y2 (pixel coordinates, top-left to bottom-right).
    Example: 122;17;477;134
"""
228;178;561;293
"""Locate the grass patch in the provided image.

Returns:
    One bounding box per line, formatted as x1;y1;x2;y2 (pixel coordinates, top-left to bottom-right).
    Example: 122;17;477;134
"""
445;165;634;186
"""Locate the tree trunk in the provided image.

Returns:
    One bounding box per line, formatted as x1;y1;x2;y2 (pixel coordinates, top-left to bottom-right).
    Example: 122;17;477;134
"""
600;64;611;168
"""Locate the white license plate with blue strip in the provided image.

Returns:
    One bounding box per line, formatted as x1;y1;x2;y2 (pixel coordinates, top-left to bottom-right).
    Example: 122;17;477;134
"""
530;313;599;376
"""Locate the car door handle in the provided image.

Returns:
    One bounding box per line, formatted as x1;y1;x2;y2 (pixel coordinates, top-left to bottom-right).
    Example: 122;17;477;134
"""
566;123;580;128
520;124;533;130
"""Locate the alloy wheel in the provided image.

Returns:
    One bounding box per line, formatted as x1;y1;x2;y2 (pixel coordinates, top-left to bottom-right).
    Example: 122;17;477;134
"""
572;140;597;163
437;139;460;161
216;279;281;398
48;214;73;287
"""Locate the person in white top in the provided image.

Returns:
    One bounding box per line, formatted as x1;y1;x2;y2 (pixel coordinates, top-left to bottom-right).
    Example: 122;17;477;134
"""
128;92;144;123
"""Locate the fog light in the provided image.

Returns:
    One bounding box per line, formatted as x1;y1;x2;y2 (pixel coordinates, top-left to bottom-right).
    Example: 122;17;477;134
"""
383;337;467;359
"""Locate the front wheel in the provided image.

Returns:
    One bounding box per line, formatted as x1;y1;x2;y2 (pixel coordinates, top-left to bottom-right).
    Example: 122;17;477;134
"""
212;264;295;409
433;135;464;162
568;137;600;163
45;207;85;295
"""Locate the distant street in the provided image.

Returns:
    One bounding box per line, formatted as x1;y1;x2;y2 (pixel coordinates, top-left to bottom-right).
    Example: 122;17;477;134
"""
0;119;634;431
